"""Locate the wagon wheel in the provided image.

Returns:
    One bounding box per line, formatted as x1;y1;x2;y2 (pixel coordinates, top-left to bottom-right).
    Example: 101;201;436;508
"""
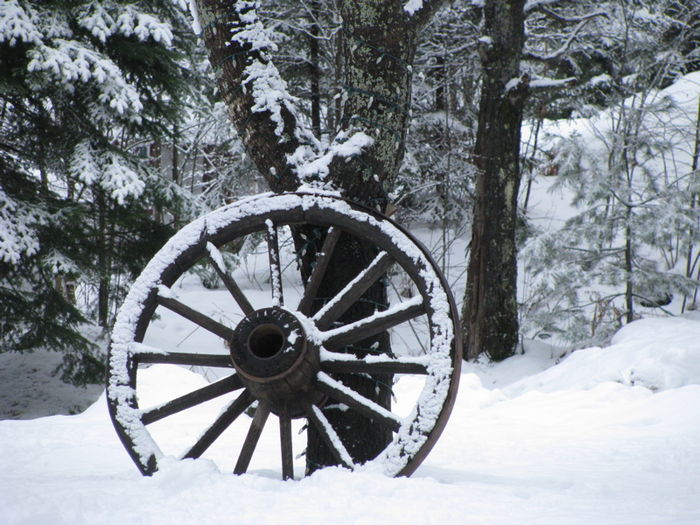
107;192;461;479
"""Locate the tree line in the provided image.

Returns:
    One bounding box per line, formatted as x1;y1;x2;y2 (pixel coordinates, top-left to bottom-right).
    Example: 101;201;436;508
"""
1;0;698;386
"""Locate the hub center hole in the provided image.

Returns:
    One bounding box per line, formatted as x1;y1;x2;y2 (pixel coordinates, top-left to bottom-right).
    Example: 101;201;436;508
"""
248;324;285;359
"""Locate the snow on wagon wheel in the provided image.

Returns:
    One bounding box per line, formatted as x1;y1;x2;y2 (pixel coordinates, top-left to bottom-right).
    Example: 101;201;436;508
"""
107;192;461;479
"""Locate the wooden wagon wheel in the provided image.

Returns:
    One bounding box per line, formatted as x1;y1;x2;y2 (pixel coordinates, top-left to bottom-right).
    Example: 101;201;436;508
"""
107;192;461;479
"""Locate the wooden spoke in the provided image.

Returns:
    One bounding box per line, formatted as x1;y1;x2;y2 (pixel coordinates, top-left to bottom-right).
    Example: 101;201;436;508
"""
265;220;283;306
156;294;235;341
279;413;294;480
313;251;394;330
320;355;428;376
206;242;254;315
234;402;271;475
305;404;354;469
297;226;341;316
136;352;233;368
141;374;243;425
315;372;402;433
183;389;253;459
323;297;425;350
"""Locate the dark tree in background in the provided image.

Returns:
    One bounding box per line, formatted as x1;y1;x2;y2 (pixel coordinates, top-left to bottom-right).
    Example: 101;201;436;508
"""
462;0;527;361
462;0;610;361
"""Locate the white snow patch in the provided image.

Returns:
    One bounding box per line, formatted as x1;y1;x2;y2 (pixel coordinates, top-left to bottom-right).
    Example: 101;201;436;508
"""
404;0;424;15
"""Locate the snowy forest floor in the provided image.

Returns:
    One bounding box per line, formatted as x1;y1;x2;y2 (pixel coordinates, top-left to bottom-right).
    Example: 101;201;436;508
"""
1;296;699;524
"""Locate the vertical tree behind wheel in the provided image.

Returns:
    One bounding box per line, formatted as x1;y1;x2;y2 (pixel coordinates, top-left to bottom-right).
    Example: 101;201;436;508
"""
193;0;450;470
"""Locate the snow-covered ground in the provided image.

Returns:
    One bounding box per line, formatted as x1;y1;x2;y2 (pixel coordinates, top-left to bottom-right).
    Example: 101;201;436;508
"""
2;290;699;524
2;180;699;523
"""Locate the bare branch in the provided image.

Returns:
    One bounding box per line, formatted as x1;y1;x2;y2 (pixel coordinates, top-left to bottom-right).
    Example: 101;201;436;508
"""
538;7;609;24
524;11;607;63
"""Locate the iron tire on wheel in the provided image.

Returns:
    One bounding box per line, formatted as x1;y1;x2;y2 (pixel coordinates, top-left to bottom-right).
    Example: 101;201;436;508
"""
107;192;461;479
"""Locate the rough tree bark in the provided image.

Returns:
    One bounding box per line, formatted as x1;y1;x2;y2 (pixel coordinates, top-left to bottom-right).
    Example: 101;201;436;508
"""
194;0;448;472
462;0;528;361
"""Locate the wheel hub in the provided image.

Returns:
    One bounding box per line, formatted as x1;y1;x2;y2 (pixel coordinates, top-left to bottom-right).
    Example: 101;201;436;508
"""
230;307;322;416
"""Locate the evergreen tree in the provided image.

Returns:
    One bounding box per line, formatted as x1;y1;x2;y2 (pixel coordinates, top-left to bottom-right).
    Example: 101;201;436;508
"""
0;0;202;383
521;0;700;345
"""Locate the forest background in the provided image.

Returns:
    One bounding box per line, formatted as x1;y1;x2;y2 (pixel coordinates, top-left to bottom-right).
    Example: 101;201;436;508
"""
1;0;699;387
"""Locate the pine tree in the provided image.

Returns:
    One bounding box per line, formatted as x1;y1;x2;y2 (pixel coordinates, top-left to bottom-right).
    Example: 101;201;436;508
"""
0;0;202;383
521;0;700;345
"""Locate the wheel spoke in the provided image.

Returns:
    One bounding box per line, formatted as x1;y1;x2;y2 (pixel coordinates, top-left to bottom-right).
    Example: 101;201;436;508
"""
183;389;253;459
319;351;428;375
322;296;425;350
313;251;394;330
206;242;254;315
157;293;235;341
305;404;354;469
140;374;243;425
234;401;271;475
297;226;341;316
279;413;294;480
136;351;233;368
315;372;402;432
265;220;283;306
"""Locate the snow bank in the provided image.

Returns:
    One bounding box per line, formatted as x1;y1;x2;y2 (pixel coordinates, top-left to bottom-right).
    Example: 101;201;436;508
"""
2;316;700;524
504;317;700;395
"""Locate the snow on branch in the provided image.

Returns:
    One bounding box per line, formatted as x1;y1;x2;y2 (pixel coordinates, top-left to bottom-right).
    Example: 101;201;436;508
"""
0;187;45;265
403;0;454;27
504;74;575;96
187;0;202;35
403;0;425;15
529;76;577;90
0;0;42;45
524;0;562;15
536;7;609;24
27;39;143;121
69;141;146;204
77;4;174;46
289;131;374;184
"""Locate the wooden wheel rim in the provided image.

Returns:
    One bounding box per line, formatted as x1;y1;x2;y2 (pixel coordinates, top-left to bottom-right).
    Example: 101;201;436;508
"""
107;192;462;478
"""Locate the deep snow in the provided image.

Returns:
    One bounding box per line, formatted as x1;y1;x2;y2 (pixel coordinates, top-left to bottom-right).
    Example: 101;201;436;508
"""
1;306;699;524
2;190;699;522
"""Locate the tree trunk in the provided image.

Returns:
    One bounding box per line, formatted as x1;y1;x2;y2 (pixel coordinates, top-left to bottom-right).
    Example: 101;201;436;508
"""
194;0;448;470
462;0;526;362
308;1;322;139
97;190;110;328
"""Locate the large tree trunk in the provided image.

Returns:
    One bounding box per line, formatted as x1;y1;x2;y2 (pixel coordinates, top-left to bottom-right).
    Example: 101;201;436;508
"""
194;0;447;470
462;0;527;361
303;3;417;471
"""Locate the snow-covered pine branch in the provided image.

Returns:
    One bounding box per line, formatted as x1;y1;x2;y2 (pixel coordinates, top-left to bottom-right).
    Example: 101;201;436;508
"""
0;186;45;265
0;0;41;45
